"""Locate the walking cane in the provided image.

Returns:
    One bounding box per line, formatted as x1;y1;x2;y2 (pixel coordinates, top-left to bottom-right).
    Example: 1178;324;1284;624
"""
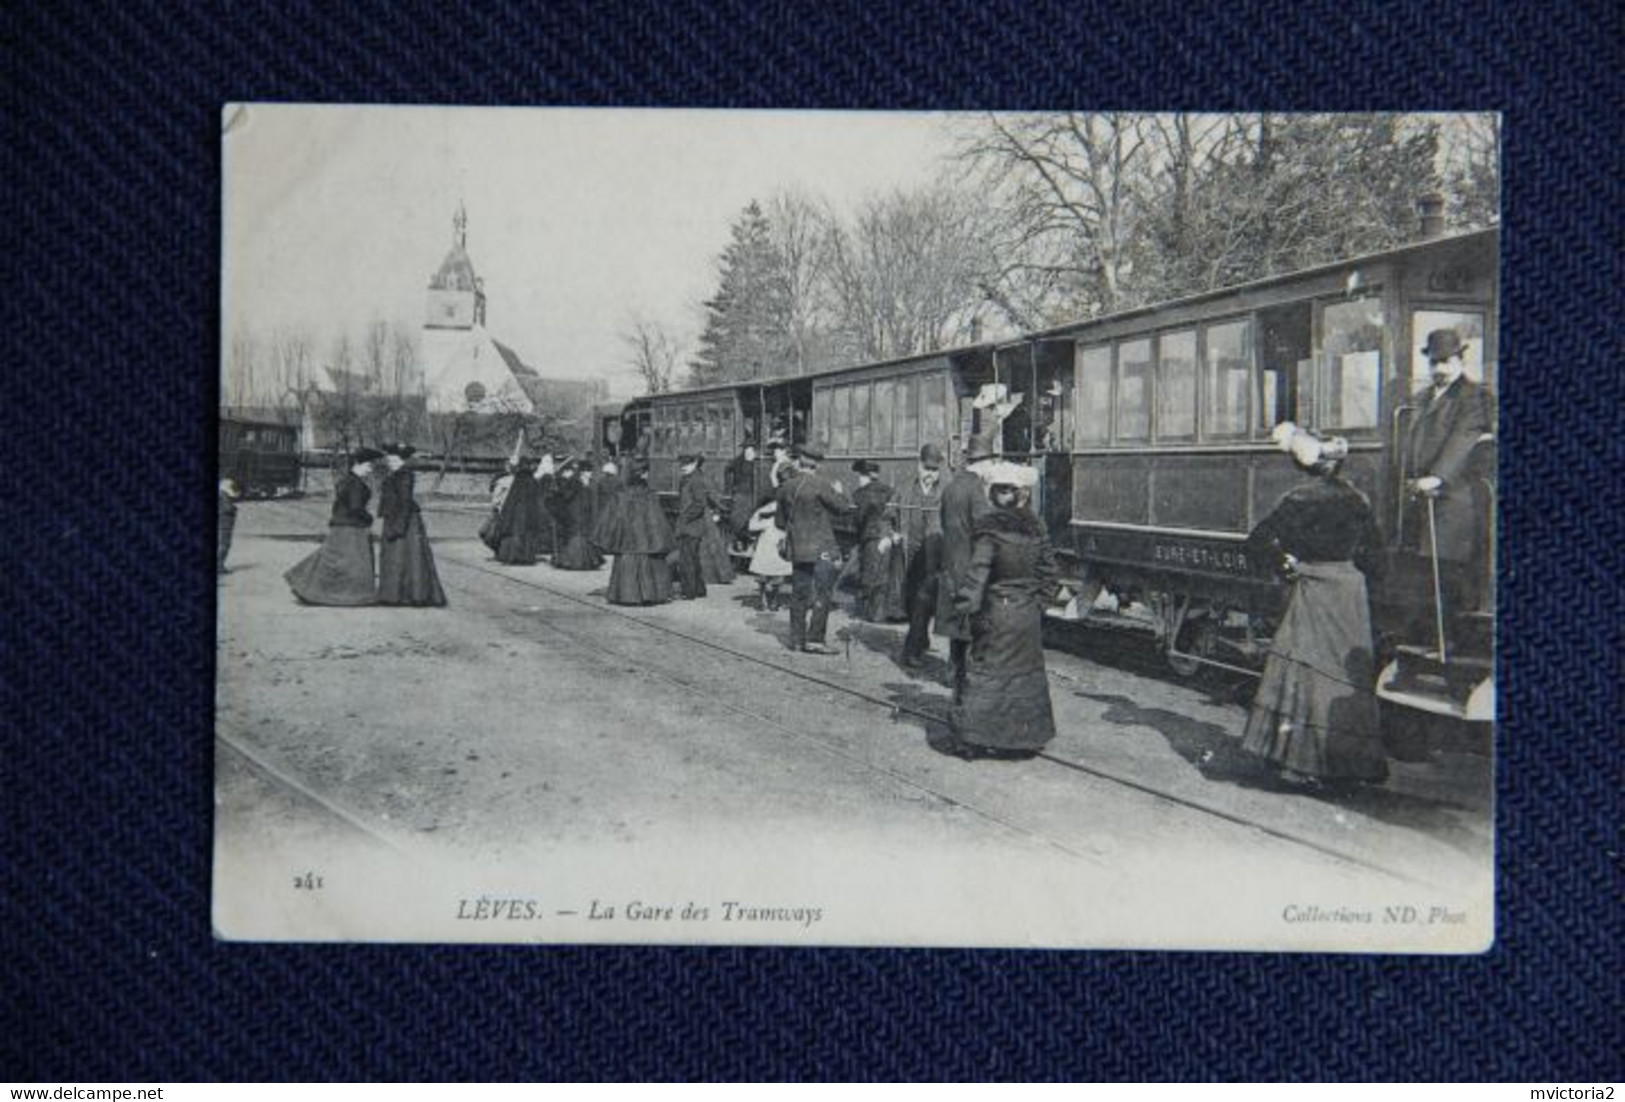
1426;494;1448;663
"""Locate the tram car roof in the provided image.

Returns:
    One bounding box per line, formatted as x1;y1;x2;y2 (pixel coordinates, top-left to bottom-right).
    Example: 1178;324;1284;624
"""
638;225;1497;403
1008;226;1499;348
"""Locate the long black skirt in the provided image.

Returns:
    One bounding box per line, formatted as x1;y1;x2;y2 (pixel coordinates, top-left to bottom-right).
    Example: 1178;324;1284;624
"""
377;514;447;606
554;534;604;570
285;525;376;606
698;520;736;584
606;554;673;605
951;587;1056;750
1241;561;1387;782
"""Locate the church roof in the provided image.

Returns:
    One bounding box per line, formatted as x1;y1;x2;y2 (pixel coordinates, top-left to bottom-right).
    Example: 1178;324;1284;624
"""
429;204;482;293
430;244;480;293
490;338;539;378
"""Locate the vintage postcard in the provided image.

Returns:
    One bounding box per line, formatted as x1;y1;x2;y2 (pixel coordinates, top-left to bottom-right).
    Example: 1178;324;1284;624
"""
216;105;1498;949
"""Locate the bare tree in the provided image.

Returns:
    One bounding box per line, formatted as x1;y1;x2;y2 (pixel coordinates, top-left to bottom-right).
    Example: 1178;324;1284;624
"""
822;184;994;362
1441;113;1500;229
768;190;836;375
622;314;682;394
957;112;1156;324
225;326;262;408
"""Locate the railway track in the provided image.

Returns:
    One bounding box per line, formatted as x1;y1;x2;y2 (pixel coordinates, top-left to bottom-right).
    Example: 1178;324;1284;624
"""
436;554;1417;885
235;497;1425;884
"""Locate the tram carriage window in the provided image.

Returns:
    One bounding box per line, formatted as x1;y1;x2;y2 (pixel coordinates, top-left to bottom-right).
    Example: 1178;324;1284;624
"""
896;376;919;450
1115;339;1153;441
872;379;895;452
830;385;852;453
1320;297;1383;431
1257;303;1313;433
703;406;718;453
1202;319;1251;438
810;391;828;445
719;406;735;453
920;376;947;450
1409;310;1486;396
1075;345;1112;444
850;383;871;452
1157;330;1197;439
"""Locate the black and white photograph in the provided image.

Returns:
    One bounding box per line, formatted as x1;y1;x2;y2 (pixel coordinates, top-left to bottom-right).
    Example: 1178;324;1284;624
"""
215;106;1499;949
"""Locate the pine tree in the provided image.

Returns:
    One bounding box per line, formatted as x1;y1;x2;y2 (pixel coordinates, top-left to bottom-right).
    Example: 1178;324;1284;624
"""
690;201;794;386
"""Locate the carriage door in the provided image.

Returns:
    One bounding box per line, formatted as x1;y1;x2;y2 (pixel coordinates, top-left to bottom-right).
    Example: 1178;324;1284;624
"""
1032;340;1074;535
1256;303;1314;431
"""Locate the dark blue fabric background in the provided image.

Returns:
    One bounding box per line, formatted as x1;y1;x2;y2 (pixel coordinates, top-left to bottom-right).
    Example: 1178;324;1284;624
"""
6;0;1622;1082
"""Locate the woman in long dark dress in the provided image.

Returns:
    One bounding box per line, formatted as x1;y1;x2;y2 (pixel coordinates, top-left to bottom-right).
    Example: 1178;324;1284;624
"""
592;459;675;605
490;458;549;565
376;445;447;607
549;460;605;570
285;448;382;605
947;462;1059;760
1241;424;1388;788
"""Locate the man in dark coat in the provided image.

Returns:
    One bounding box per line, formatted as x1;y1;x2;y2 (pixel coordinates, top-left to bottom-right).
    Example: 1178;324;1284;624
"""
895;443;945;665
674;454;709;599
1403;329;1497;618
852;459;903;622
776;440;855;654
935;435;997;699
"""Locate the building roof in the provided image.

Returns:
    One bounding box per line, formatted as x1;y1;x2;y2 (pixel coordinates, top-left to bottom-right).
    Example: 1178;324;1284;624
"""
490;337;538;378
429;244;480;293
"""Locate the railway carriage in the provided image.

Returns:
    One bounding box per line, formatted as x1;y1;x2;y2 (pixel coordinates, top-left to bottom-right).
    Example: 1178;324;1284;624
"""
1017;226;1498;722
218;415;302;498
603;226;1497;724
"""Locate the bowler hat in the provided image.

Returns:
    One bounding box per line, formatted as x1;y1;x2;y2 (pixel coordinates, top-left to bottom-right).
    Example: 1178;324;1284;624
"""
962;435;996;462
919;443;944;468
351;447;385;464
796;439;826;461
1422;329;1468;362
678;453;704;468
383;442;417;459
851;459;881;476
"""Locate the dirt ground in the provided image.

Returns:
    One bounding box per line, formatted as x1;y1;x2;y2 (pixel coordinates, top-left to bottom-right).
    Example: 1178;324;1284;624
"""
213;493;1493;949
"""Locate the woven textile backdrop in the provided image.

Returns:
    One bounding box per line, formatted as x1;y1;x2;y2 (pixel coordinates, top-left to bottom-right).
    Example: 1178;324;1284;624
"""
6;0;1622;1082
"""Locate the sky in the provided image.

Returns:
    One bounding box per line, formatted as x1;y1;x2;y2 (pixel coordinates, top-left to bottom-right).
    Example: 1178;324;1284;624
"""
222;105;964;398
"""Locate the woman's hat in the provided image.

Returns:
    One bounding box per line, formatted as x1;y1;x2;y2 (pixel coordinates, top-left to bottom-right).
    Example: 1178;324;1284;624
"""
962;434;996;462
1273;421;1348;468
851;459;881;476
1421;328;1468;362
796;439;826;461
678;453;704;468
981;460;1038;490
351;447;385;464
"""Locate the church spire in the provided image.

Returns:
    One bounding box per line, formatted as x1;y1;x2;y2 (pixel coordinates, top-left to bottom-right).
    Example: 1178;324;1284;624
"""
454;202;468;251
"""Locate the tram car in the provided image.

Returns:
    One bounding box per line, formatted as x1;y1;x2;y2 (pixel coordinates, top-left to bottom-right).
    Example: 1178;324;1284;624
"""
218;415;302;498
612;226;1497;724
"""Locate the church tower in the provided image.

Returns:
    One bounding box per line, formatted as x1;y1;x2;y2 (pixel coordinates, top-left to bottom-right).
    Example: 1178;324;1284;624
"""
420;204;530;414
424;203;486;330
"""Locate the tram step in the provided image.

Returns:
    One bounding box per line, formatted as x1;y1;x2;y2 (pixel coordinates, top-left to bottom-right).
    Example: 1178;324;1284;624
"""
1390;645;1492;702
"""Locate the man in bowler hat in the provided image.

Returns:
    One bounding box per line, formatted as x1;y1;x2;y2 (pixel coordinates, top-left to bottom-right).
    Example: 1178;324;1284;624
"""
775;439;855;654
1404;328;1496;617
895;443;946;665
936;434;998;699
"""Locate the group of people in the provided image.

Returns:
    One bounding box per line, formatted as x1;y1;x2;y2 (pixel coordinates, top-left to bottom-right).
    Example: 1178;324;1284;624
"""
284;444;447;608
719;431;1064;762
476;451;736;604
261;329;1491;787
